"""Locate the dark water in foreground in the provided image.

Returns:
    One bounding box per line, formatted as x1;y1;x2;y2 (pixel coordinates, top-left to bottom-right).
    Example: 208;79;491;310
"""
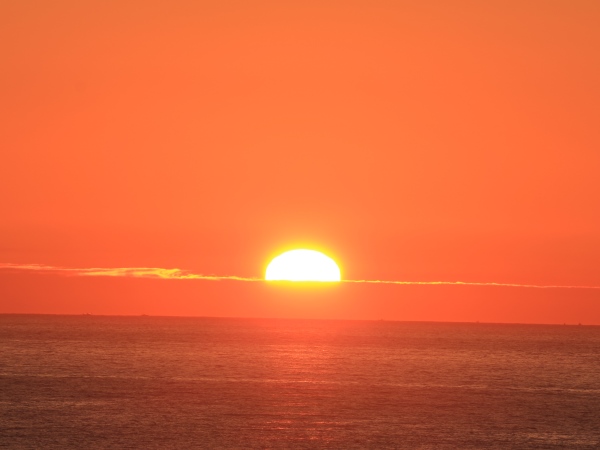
1;315;599;449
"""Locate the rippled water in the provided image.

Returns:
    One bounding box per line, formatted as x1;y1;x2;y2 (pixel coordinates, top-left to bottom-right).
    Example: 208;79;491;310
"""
1;315;599;449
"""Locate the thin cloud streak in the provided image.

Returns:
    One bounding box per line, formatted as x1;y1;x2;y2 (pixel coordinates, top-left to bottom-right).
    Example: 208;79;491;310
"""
0;263;261;281
1;263;599;289
342;279;600;290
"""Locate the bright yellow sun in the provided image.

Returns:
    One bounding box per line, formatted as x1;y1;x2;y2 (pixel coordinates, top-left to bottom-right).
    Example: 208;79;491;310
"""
265;249;341;282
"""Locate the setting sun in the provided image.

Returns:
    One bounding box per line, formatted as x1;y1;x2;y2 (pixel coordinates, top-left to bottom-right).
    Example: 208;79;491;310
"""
265;249;341;282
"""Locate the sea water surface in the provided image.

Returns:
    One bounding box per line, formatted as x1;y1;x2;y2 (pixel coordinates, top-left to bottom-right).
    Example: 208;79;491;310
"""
1;315;599;449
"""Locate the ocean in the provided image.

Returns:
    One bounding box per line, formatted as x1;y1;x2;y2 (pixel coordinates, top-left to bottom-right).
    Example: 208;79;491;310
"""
1;315;599;449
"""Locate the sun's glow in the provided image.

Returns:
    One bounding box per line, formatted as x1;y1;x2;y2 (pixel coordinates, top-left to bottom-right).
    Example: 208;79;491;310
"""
265;249;341;282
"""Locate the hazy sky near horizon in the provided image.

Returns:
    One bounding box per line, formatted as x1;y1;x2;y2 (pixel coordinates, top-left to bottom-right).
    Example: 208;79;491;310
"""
1;0;599;322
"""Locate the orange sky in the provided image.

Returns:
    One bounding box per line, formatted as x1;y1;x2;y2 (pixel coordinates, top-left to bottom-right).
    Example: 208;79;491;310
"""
1;1;599;323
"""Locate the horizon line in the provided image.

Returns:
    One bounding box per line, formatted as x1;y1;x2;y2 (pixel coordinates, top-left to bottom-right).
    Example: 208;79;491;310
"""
0;312;596;326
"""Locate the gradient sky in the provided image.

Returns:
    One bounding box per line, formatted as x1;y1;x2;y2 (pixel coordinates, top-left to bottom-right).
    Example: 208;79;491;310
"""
1;0;599;323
